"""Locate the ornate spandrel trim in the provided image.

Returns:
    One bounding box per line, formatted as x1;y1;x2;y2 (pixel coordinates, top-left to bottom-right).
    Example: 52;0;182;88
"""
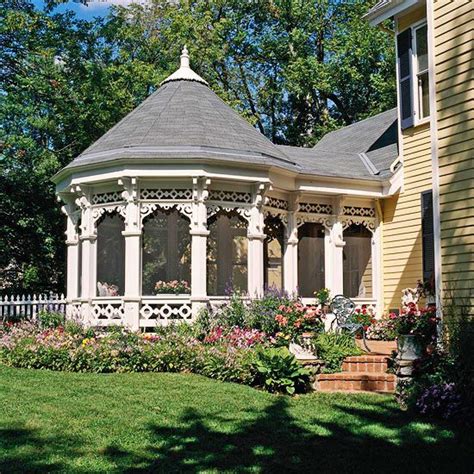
296;214;333;230
208;190;252;204
206;204;251;223
341;217;376;233
263;208;288;227
298;202;333;215
140;202;193;226
92;205;127;224
91;191;125;205
140;188;193;201
342;206;376;218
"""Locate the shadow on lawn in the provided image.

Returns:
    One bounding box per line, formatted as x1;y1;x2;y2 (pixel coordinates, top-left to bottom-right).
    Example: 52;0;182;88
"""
104;397;472;474
1;397;472;473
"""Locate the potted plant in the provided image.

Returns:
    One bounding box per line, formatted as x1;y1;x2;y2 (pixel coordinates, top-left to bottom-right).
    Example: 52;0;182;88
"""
314;288;331;314
389;304;438;360
155;280;190;295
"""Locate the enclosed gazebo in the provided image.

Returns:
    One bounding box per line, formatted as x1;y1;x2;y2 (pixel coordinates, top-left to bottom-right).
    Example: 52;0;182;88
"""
54;48;399;329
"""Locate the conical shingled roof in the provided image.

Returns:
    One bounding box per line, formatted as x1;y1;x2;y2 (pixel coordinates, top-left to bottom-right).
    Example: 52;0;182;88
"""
65;49;295;172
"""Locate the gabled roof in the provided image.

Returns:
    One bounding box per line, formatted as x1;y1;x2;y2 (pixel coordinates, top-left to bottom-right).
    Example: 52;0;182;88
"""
277;108;398;181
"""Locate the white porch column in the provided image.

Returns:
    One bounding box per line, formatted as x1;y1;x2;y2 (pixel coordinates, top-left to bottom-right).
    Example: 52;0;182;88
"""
247;183;268;298
190;178;210;316
283;211;298;296
373;201;383;316
121;178;140;330
60;196;80;304
329;196;345;296
75;187;95;325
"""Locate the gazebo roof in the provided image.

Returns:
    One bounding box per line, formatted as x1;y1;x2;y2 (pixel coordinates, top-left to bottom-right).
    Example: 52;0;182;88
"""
61;48;296;174
56;48;398;183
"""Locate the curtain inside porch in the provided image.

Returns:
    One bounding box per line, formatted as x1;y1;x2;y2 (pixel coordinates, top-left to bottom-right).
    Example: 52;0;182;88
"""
298;223;325;297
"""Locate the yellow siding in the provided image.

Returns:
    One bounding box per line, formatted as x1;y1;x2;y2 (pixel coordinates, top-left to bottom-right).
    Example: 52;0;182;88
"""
382;123;432;311
434;0;474;314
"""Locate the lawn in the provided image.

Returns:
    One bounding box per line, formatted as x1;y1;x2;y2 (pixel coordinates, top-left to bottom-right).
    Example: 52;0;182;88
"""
0;366;472;473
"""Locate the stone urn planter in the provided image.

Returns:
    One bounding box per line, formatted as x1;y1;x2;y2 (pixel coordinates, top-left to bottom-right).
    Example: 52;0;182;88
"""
289;332;318;361
396;334;423;361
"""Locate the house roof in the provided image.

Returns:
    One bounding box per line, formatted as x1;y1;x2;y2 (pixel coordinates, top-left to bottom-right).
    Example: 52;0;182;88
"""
58;49;399;183
277;108;398;180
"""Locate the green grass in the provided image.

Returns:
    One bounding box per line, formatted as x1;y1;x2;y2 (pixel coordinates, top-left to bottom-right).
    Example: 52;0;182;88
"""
0;366;472;473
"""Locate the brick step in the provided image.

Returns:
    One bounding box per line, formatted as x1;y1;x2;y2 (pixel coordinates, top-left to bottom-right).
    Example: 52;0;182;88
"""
317;372;396;393
341;355;390;374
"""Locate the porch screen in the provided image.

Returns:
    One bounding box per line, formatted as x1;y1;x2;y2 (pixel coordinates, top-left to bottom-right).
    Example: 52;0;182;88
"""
343;224;372;298
96;213;125;296
142;209;191;295
298;223;325;297
264;215;284;290
207;213;248;296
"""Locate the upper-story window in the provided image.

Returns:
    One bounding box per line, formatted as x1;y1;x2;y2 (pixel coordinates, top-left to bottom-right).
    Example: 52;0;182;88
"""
397;22;430;129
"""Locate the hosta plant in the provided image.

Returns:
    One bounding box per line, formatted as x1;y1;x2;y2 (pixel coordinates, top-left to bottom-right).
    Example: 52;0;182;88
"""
255;347;310;395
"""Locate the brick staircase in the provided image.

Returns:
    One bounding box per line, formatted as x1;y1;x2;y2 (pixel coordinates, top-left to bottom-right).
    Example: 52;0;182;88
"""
316;355;396;393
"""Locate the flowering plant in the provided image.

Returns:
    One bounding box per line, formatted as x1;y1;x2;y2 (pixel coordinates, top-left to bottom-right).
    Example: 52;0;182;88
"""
349;305;375;331
416;382;461;419
388;304;438;342
204;326;267;348
314;288;331;306
155;280;190;295
274;301;323;342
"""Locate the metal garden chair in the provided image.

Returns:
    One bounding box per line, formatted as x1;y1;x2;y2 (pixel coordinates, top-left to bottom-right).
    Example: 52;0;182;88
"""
329;294;370;352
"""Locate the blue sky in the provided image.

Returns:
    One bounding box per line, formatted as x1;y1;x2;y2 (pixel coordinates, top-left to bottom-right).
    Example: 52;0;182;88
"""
32;0;111;20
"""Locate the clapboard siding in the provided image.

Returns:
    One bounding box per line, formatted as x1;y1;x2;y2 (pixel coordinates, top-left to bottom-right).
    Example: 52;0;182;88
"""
434;0;474;314
382;120;432;311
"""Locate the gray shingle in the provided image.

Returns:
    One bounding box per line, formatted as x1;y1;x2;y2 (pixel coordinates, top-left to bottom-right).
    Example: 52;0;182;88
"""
61;77;398;182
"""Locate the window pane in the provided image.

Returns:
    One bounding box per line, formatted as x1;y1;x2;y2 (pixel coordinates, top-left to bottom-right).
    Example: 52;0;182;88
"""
298;223;325;297
264;216;284;290
207;213;248;295
142;209;191;295
419;72;430;118
416;25;428;72
343;224;372;298
97;213;125;296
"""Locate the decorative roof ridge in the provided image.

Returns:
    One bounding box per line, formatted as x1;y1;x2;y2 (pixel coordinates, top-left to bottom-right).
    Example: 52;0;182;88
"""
161;46;208;86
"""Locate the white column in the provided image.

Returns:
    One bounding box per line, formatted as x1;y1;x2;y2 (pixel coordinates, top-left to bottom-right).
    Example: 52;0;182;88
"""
283;211;298;295
247;184;267;298
324;226;333;292
372;202;383;316
330;220;345;296
75;188;95;325
121;178;140;330
61;197;80;303
190;178;210;316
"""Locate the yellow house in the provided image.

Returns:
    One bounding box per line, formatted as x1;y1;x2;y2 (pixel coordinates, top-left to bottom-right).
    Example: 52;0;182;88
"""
366;0;473;315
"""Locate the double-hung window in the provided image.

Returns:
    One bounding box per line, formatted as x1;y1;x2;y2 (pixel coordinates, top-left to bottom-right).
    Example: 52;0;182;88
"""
396;21;430;129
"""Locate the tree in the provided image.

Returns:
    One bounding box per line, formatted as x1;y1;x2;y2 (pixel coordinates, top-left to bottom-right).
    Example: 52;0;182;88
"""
0;0;395;293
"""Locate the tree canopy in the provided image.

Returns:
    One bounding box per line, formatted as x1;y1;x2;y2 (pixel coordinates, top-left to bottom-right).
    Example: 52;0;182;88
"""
0;0;395;293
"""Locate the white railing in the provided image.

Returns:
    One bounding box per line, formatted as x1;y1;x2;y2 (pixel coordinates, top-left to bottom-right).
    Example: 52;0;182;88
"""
140;295;192;327
0;293;66;320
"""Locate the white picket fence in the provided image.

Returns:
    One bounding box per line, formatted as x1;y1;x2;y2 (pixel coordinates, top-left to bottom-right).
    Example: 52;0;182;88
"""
0;293;66;320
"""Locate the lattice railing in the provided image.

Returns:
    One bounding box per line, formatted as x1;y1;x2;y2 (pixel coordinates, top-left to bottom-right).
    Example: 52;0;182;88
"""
90;299;125;326
139;297;192;327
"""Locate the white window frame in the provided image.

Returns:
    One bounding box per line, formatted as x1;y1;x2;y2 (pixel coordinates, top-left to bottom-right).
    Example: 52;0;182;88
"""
412;20;430;125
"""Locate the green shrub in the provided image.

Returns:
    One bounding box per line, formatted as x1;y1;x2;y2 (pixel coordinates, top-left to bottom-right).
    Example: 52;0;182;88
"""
255;347;310;395
314;332;362;373
38;310;64;329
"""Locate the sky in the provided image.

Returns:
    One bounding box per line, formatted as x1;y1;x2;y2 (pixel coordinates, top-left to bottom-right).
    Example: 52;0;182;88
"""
32;0;111;21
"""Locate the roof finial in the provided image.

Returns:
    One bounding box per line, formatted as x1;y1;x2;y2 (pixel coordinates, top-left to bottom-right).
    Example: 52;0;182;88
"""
180;46;190;69
160;45;208;86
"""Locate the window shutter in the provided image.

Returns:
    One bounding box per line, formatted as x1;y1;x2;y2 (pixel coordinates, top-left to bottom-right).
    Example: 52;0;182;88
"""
397;28;414;129
421;191;435;282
